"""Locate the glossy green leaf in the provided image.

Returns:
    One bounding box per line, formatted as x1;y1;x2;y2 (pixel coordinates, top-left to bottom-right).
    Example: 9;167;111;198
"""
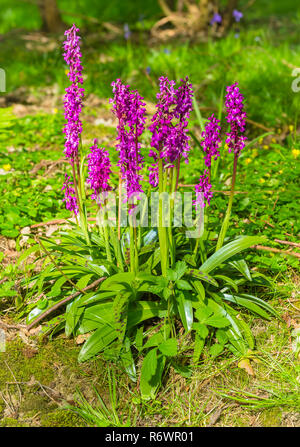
215;275;239;292
186;269;219;287
176;291;193;332
127;301;167;329
120;342;137;382
78;324;118;362
158;338;177;357
199;236;266;274
195;305;229;328
193;322;209;338
193;334;205;364
140;349;165;400
222;293;271;320
209;343;224;357
229;260;252;281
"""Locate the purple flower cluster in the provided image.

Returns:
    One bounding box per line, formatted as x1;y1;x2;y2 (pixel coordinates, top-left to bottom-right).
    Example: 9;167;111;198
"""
110;79;146;204
194;170;213;209
225;82;247;156
148;76;193;186
210;13;222;25
62;174;78;215
87;139;112;206
201;114;221;168
63;24;84;163
233;10;243;22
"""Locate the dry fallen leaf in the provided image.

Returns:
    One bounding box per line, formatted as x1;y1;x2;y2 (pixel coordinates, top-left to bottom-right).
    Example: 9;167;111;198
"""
76;334;91;345
238;358;255;376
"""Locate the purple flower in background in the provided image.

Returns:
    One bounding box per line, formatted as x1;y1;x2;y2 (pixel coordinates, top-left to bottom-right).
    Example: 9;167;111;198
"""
210;13;222;25
124;23;131;40
194;170;213;209
62;174;78;215
201;114;221;168
149;76;193;186
110;79;146;205
63;24;84;164
87;139;112;206
225;82;247;156
233;10;243;22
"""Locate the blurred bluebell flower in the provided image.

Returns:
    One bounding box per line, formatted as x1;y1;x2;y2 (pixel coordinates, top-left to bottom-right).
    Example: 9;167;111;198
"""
210;13;222;25
124;23;131;40
163;48;171;54
146;66;151;74
233;10;243;22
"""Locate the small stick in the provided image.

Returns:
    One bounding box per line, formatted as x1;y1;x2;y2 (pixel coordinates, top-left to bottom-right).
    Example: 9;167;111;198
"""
0;320;26;330
30;217;96;228
274;239;300;248
26;277;106;331
252;245;300;259
4;361;22;403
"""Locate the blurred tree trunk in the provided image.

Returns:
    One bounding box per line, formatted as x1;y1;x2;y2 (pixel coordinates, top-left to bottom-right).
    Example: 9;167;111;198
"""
39;0;65;33
223;0;239;30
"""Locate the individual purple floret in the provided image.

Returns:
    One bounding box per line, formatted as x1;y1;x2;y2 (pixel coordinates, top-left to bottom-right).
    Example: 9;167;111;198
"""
225;82;247;156
210;13;222;25
149;76;193;186
110;79;146;205
194;170;213;209
87;139;112;206
201;114;221;168
233;10;243;22
62;174;78;215
63;24;84;164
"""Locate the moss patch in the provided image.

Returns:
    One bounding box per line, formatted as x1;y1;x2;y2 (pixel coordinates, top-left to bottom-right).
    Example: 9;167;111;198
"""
40;409;86;427
0;336;107;427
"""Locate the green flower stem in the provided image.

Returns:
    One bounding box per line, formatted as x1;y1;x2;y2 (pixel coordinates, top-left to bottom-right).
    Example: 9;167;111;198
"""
193;211;205;264
134;224;139;272
129;217;136;274
103;211;112;263
117;172;122;240
137;185;150;250
71;139;91;247
158;158;169;276
168;166;178;267
216;153;238;251
71;162;89;246
110;226;124;271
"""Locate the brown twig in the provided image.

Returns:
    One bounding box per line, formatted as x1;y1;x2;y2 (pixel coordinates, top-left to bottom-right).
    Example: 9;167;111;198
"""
4;361;22;403
0;320;26;330
274;239;300;248
31;218;69;228
30;217;96;229
252;245;300;259
26;277;106;331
